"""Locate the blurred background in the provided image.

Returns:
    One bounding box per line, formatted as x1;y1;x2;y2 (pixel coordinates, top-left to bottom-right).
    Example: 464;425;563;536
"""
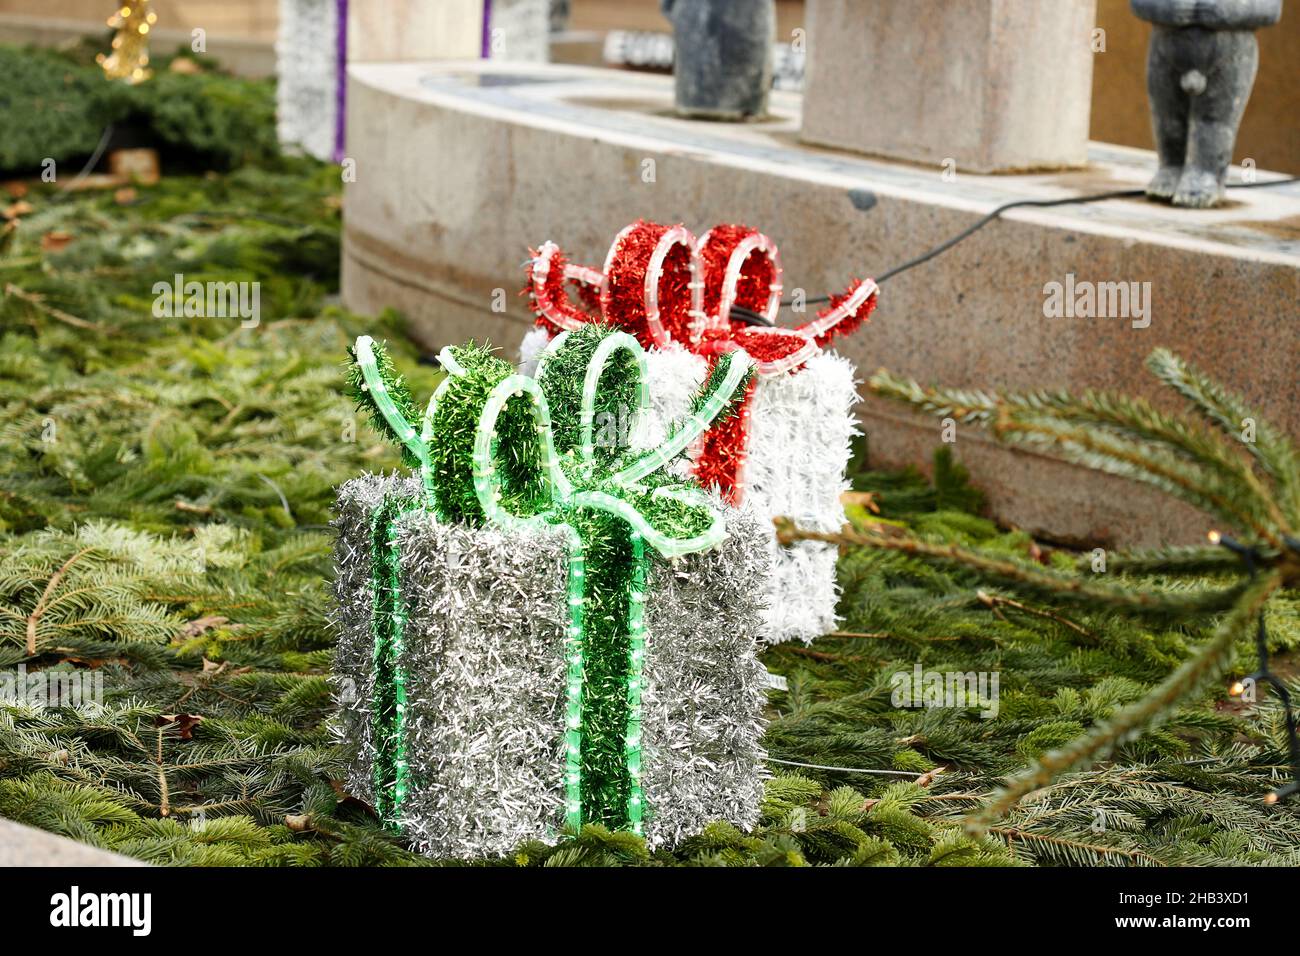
2;0;1295;173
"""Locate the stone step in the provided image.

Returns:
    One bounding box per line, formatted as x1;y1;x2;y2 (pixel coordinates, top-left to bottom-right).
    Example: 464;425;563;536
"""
341;60;1300;547
0;817;144;866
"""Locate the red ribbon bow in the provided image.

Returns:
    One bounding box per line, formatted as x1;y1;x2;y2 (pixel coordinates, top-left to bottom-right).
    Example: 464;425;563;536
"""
526;220;879;503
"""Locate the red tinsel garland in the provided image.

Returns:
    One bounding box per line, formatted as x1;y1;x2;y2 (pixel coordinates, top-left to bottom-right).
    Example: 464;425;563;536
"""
694;377;757;505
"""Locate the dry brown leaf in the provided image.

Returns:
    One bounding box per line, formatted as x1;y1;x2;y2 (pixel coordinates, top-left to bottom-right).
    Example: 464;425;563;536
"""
57;654;127;669
62;173;128;193
40;231;74;253
328;778;379;818
156;713;204;740
3;180;28;198
840;490;881;514
182;615;229;638
916;765;947;788
3;201;34;220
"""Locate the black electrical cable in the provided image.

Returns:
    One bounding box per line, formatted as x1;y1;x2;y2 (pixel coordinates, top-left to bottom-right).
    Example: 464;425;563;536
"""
729;175;1300;327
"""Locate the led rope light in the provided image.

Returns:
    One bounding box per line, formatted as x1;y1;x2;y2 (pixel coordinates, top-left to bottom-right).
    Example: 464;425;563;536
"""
355;335;434;497
625;531;647;835
386;515;411;815
368;495;417;825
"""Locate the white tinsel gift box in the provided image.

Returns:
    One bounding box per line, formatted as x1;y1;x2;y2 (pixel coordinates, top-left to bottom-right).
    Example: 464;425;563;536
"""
331;474;769;858
523;220;876;644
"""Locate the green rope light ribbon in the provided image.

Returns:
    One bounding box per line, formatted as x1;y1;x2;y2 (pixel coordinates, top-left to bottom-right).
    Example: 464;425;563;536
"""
349;325;755;834
365;493;417;826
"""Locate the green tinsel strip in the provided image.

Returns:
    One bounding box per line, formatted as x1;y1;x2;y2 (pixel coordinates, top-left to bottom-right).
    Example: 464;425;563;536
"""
427;344;548;523
533;325;727;828
538;324;641;478
692;350;756;428
368;492;417;827
347;339;424;472
571;511;635;828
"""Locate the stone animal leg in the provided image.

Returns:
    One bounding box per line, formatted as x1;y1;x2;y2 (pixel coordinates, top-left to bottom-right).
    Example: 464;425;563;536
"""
1144;26;1189;200
1176;31;1259;208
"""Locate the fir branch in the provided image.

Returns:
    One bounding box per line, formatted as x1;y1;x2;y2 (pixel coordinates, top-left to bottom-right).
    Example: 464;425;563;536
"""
775;519;1248;619
967;571;1283;831
346;337;425;471
24;546;95;655
1147;348;1300;527
869;367;1289;543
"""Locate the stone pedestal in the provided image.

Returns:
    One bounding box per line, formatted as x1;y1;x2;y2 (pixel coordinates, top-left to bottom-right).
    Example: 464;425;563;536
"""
801;0;1097;172
348;0;483;62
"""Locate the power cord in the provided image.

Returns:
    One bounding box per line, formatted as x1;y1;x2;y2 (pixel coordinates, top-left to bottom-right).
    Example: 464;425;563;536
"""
729;175;1299;326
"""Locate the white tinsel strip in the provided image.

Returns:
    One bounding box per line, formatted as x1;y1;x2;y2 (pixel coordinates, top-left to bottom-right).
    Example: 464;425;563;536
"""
746;352;860;643
276;0;340;162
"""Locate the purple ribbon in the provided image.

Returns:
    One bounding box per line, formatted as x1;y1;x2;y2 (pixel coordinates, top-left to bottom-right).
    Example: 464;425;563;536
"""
333;0;349;164
481;0;492;58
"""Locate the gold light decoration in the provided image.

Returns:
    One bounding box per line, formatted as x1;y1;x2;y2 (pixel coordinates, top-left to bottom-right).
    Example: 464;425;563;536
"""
97;2;157;84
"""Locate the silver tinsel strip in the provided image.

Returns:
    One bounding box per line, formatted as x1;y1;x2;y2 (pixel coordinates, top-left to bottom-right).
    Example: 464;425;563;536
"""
328;472;421;807
392;511;571;858
331;474;769;857
640;505;770;846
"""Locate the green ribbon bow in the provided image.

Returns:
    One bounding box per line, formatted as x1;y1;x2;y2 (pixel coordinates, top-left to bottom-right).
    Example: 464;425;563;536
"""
350;324;754;833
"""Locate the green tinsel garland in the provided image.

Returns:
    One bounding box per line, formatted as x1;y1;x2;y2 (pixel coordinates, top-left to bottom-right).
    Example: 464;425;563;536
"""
367;493;417;824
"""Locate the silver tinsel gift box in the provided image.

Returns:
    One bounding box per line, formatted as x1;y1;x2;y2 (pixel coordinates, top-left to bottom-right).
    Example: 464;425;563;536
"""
332;473;770;858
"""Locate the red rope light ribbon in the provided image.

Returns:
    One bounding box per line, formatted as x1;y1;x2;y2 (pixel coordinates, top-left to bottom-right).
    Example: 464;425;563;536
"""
527;220;878;503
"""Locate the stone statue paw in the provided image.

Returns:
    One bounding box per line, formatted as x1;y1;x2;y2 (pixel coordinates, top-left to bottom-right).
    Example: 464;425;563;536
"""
1172;167;1226;207
1146;165;1184;200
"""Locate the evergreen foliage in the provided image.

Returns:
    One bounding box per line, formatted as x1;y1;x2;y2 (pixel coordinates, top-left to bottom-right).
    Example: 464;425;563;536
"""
0;53;1296;865
0;42;279;173
0;45;135;171
780;356;1300;831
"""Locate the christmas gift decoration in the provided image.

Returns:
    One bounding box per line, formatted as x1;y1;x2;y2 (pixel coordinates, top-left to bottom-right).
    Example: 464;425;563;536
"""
276;0;348;162
523;220;878;643
332;324;769;856
98;1;157;84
